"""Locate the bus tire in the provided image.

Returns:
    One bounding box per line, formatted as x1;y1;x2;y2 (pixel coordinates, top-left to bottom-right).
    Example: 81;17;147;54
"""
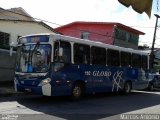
72;82;84;100
123;82;131;94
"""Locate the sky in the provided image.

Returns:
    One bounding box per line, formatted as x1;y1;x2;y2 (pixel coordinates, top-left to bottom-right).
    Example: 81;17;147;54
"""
1;0;160;47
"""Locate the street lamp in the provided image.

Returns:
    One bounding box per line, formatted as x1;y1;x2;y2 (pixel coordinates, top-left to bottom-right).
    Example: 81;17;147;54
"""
150;14;160;70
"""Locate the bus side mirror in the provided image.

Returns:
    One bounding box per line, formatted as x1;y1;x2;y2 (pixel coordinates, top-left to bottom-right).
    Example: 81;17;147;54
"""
58;48;63;57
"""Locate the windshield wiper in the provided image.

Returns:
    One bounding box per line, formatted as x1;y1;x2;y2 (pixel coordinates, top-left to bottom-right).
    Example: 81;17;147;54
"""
27;42;40;72
30;42;40;64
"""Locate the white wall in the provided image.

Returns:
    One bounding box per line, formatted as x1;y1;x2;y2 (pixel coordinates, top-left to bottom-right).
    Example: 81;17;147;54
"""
0;20;55;44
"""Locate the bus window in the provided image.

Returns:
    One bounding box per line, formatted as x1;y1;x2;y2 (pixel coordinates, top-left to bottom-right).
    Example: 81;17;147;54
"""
32;44;51;72
54;41;71;63
107;49;120;66
132;53;141;68
142;55;148;69
91;46;106;65
120;51;131;67
74;43;90;64
16;44;51;73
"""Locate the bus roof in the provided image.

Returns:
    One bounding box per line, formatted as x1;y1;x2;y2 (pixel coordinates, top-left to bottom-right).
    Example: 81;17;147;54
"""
52;34;149;56
20;33;149;56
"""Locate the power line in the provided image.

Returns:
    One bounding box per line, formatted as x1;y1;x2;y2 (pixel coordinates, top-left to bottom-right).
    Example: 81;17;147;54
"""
131;26;155;28
139;37;160;47
1;7;159;47
0;7;157;30
0;7;115;38
0;7;61;26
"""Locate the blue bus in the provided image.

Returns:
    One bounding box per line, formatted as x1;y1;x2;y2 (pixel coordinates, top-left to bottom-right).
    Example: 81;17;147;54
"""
14;33;150;99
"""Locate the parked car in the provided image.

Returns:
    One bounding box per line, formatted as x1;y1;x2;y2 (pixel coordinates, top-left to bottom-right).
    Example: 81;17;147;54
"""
148;74;160;91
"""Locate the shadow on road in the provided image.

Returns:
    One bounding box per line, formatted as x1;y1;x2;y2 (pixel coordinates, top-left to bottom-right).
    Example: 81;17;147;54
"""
15;91;160;120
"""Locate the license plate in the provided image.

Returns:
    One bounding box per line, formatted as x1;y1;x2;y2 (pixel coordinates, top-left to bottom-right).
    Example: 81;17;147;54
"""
25;88;31;92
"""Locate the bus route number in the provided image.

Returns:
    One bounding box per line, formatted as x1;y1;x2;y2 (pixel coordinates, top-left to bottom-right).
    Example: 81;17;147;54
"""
85;71;91;76
85;71;112;77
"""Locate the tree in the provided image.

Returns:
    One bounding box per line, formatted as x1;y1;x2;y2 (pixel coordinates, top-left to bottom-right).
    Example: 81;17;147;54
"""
118;0;153;17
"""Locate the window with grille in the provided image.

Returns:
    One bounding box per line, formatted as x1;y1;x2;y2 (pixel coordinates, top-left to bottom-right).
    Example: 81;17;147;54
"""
0;32;10;46
81;32;90;39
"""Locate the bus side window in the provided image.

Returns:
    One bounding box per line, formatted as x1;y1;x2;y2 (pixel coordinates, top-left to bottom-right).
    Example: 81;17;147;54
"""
54;42;60;62
120;51;131;67
91;46;106;65
54;41;71;63
107;49;120;66
141;55;148;69
60;41;71;63
132;53;141;68
74;43;90;64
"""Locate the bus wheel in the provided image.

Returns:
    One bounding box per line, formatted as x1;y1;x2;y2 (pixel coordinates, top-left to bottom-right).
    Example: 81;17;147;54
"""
72;83;84;100
123;82;131;94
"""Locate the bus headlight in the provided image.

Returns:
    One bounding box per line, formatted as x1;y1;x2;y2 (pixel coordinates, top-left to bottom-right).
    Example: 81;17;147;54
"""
38;78;51;86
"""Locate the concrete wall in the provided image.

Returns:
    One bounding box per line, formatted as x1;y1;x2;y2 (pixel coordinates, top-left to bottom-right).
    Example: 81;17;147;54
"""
0;49;16;82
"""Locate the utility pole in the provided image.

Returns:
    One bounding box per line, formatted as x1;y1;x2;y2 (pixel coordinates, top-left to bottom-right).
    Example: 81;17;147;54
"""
150;14;160;70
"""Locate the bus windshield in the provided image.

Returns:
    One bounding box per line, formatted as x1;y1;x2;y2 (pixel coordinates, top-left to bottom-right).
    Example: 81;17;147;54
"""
16;44;51;73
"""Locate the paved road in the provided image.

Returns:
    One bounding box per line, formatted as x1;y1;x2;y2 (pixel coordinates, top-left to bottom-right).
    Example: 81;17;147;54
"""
0;91;160;120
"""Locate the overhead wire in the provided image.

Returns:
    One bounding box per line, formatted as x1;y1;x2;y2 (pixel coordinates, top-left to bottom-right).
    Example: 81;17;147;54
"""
0;7;115;38
0;7;159;47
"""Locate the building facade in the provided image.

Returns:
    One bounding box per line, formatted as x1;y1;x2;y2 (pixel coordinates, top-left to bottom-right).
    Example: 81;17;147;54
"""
0;7;59;49
55;21;145;49
0;7;59;81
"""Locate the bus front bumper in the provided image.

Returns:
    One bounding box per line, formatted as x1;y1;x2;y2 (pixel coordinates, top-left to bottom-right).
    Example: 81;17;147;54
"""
15;83;52;96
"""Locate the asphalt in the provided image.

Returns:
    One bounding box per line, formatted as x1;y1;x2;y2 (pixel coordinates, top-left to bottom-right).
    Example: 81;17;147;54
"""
0;81;17;97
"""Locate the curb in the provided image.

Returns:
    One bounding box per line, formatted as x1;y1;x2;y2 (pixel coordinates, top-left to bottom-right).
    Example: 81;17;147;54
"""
0;87;18;97
0;87;32;97
0;81;17;97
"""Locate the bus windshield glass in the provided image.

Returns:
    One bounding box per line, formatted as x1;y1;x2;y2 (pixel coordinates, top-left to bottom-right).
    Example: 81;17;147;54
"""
16;44;51;73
